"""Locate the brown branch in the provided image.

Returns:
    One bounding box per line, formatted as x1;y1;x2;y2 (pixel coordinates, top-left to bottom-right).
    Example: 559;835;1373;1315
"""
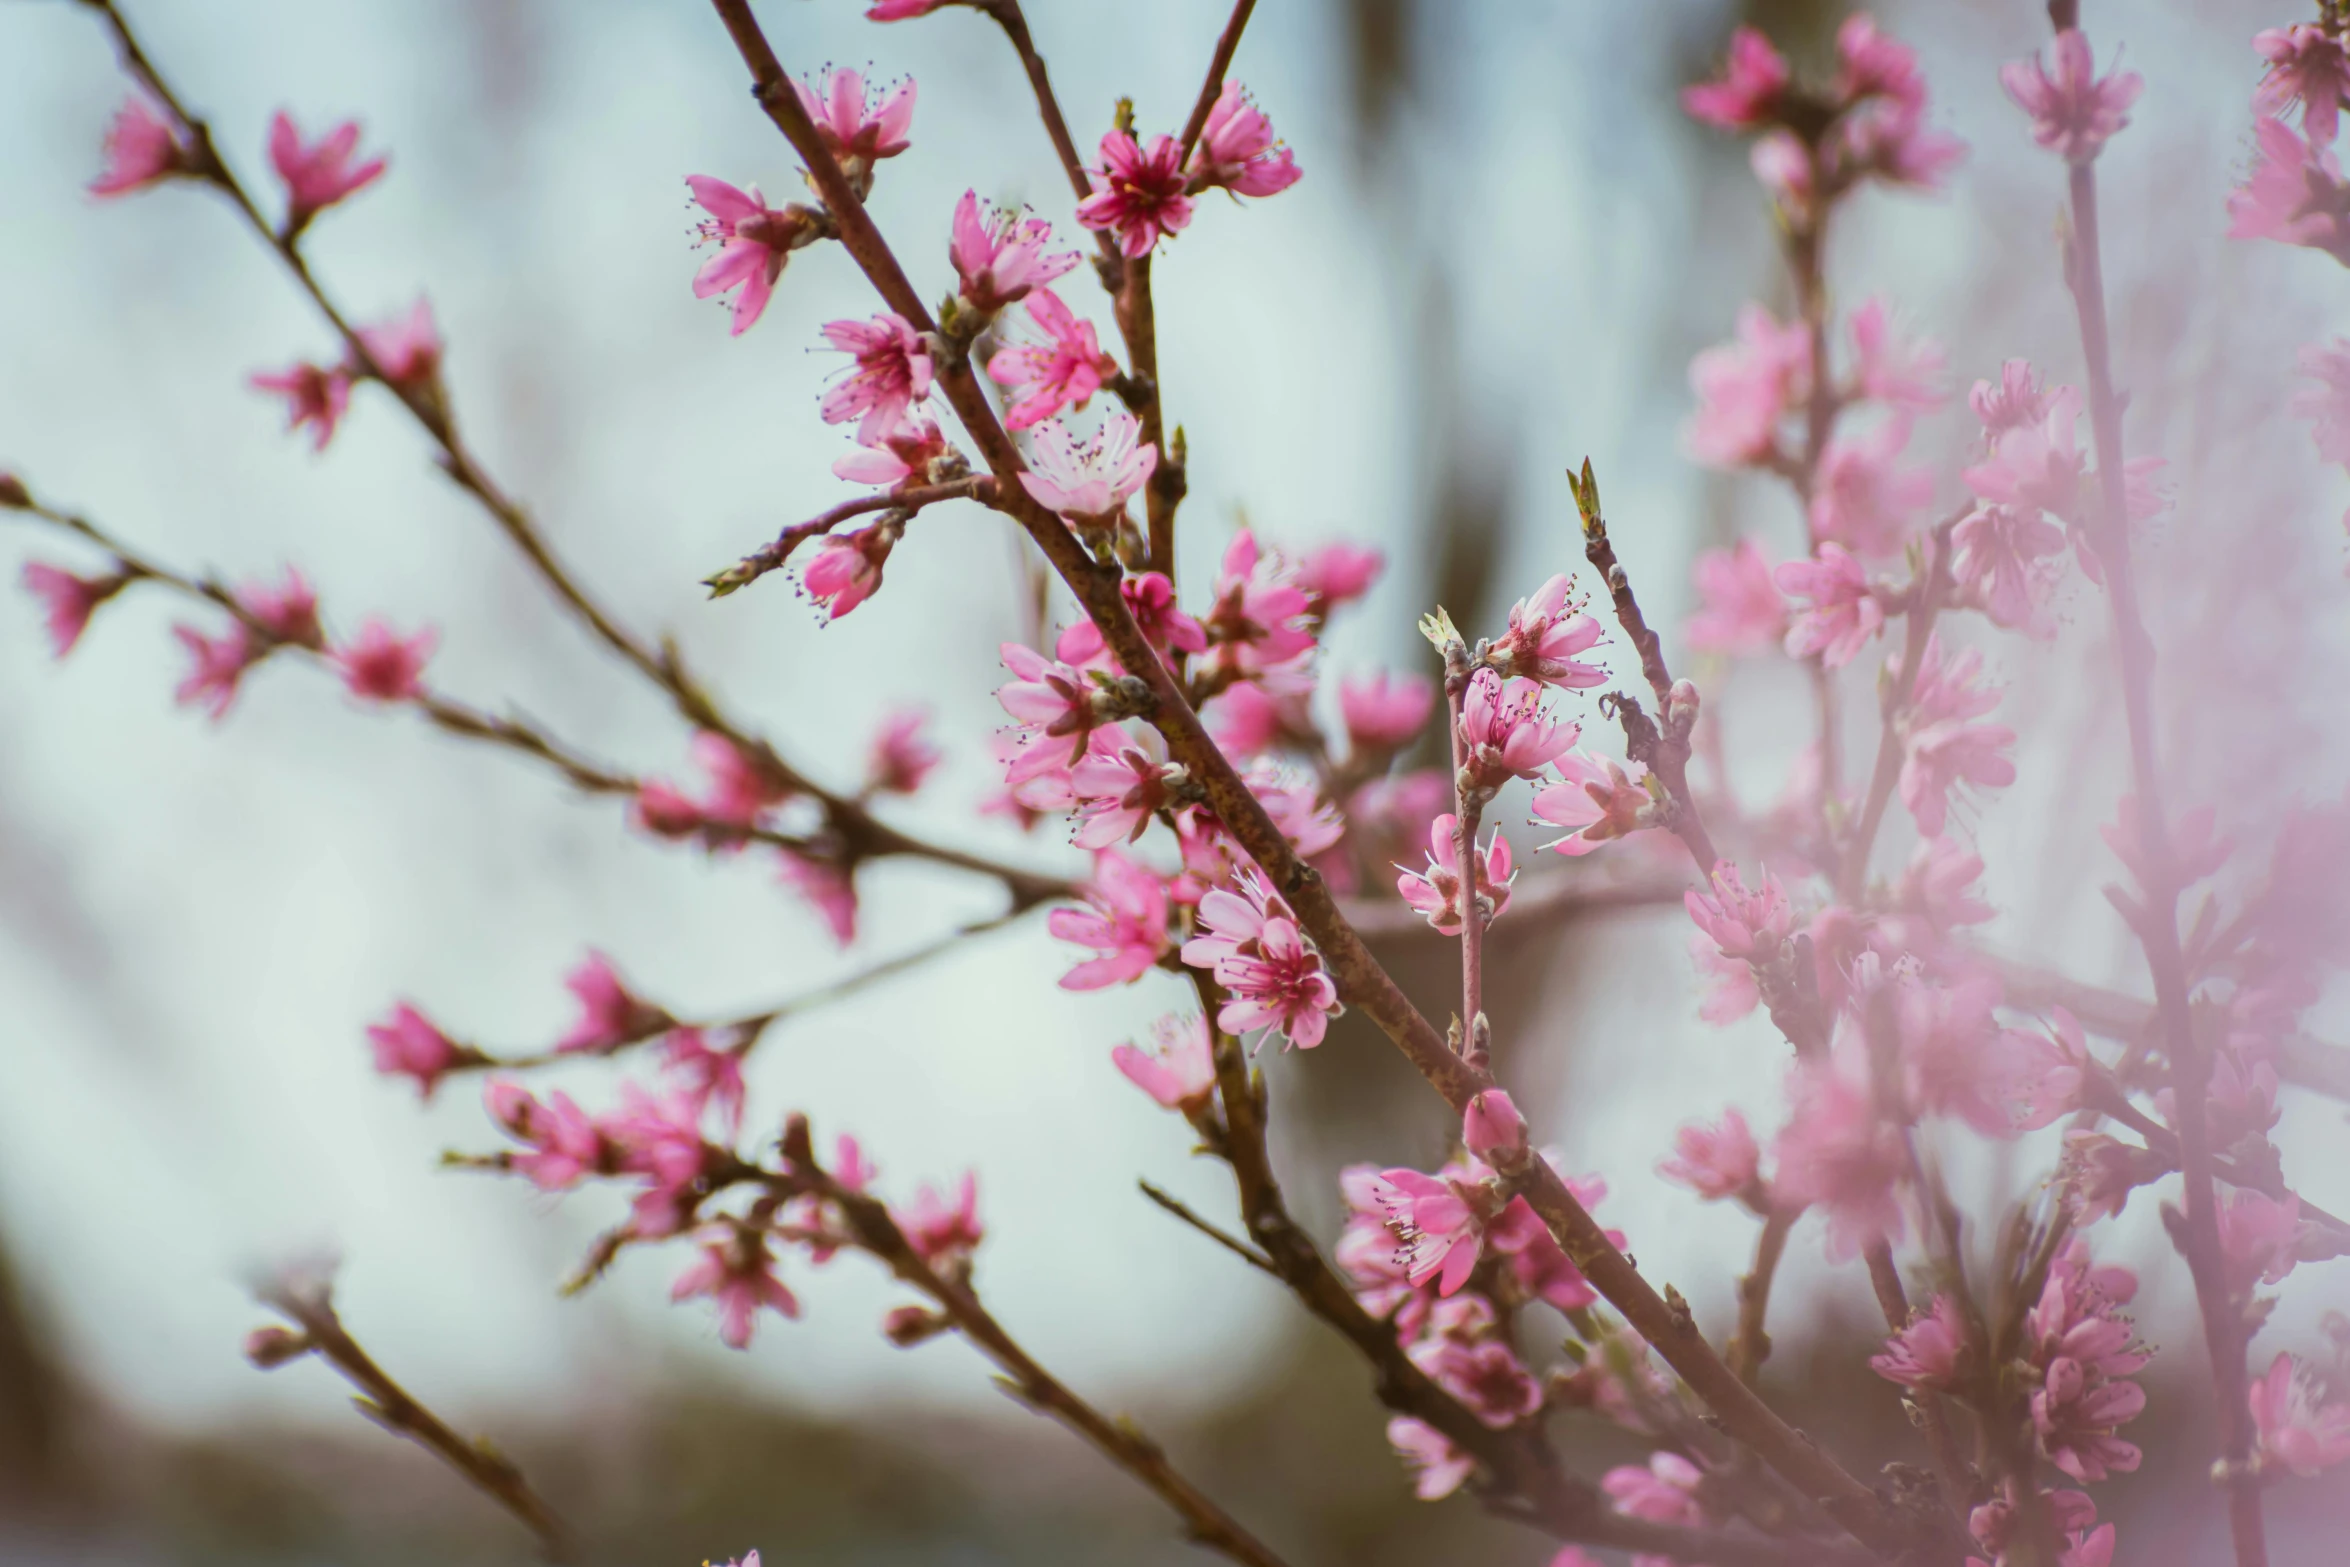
1839;513;1962;897
1727;1206;1796;1384
705;478;993;598
1137;1180;1280;1278
975;0;1115;249
1175;0;1259;165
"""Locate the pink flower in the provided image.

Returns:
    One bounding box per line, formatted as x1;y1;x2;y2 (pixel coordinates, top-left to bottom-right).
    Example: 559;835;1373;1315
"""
820;313;934;442
1531;751;1653;857
2227;117;2350;262
1898;836;1994;929
867;0;947;17
2292;338;2350;467
265;111;386;232
2000;30;2142;164
791;68;916;163
865;708;940;796
1685;861;1793;961
1686;303;1811;468
835;411;950;492
671;1229;800;1349
331;618;435;702
1187;83;1301;197
1408;1337;1541;1428
250;362;352;452
687;176;812;335
1396;812;1515;937
1295;541;1385;613
1070;742;1176;849
1489;573;1606;689
1119;570;1208;653
365;1002;464;1100
1952;504;2065;631
1387;1416;1474;1500
1018;413;1157;523
1685;539;1786;656
484;1080;609;1190
1774;1052;1907;1260
1900;646;2015;837
801;521;899;619
1077;131;1194;257
1369;1167;1482;1294
1339;670;1433;752
1202;530;1315;676
986;288;1116;431
1811;417;1932;559
1777;545;1882;668
2257;25;2350;146
172;623;258;720
20;562;117;658
1113;1012;1218;1110
1602;1451;1707;1559
1868;1294;1969;1391
1244;758;1344;858
1658;1108;1759;1202
996;640;1115;788
660;1028;746;1139
949;190;1079;314
1971;359;2053;443
1690;935;1761;1025
1050;849;1172;989
558;951;671;1054
1456;670;1576;792
899;1171;984;1267
1969;1483;2103;1567
1848;298;1945;410
2251;1352;2350;1478
355;298;442;391
2025;1242;2150;1484
89;96;190;197
1180;870;1341;1049
688;731;794;834
1684;26;1788;129
777;850;859;947
1462;1091;1527;1161
2218;1188;2308;1292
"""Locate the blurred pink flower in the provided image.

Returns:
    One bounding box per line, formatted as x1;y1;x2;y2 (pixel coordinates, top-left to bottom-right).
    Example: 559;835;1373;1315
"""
1050;848;1172;989
366;1002;463;1100
1188;83;1301;197
2228;117;2350;262
1970;359;2054;444
672;1229;799;1350
1812;417;1932;559
484;1080;608;1190
1777;544;1883;668
250;361;352;451
1685;860;1793;961
987;287;1115;430
792;68;916;163
90;96;189;197
1387;1416;1473;1500
1999;30;2142;164
1112;1012;1218;1110
2250;1352;2350;1478
1294;541;1385;613
356;298;443;391
1684;26;1787;129
1077;130;1194;257
1601;1450;1707;1560
331;618;434;702
2218;1188;2308;1292
1408;1336;1540;1428
20;562;116;658
171;622;257;720
660;1027;746;1139
865;708;940;796
899;1171;984;1267
949;190;1079;314
1952;504;2065;631
2256;24;2350;146
2026;1239;2149;1483
1340;669;1434;752
1774;1051;1907;1260
557;951;670;1055
778;849;859;947
1658;1108;1759;1202
2292;338;2350;466
1685;539;1786;656
266;110;386;230
1849;298;1946;410
1686;303;1810;468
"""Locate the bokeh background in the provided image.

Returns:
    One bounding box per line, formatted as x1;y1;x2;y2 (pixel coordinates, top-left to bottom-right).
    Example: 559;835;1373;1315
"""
1;0;2346;1562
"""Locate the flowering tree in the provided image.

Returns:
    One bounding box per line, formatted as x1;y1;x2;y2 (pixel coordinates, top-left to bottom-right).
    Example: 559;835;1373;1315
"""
12;3;2350;1566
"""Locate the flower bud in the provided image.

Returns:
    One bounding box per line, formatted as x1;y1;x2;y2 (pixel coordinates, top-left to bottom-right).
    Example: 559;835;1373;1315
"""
1462;1089;1527;1160
243;1325;311;1369
882;1304;953;1347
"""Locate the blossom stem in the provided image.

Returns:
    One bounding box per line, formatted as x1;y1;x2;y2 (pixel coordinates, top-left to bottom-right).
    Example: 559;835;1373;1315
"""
1726;1205;1797;1384
1136;1180;1281;1277
1175;0;1259;166
976;0;1122;267
1838;511;1961;898
705;478;992;598
1442;649;1490;1066
1860;1239;1979;1533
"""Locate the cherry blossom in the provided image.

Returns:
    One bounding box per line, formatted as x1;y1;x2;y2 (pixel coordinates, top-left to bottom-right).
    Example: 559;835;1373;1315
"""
365;1002;464;1100
777;849;859;947
2217;1187;2308;1292
986;288;1117;431
1396;812;1514;936
1774;1050;1907;1259
171;623;258;720
687;176;813;335
1387;1416;1474;1500
1369;1167;1483;1295
671;1228;800;1349
484;1080;610;1190
1408;1336;1540;1427
1812;417;1933;559
265;111;386;231
1657;1108;1759;1202
1339;670;1434;752
1685;861;1793;962
330;618;435;702
898;1171;983;1268
20;562;117;658
660;1028;746;1139
1488;573;1605;688
802;521;899;619
1069;742;1177;849
2025;1239;2150;1483
2000;30;2143;164
1970;359;2053;444
1686;303;1810;467
865;708;940;796
1180;870;1341;1049
1112;1012;1218;1111
2291;338;2350;468
355;298;443;392
1294;541;1385;613
1077;130;1193;257
1531;750;1652;857
948;190;1080;314
1899;641;2015;837
1455;670;1576;792
1461;1090;1527;1161
558;951;672;1055
1776;545;1883;668
1684;539;1786;656
1683;26;1788;130
820;313;934;442
1952;503;2065;631
1848;298;1946;410
1187;83;1301;197
2227;117;2350;263
2256;24;2350;146
1049;849;1172;990
250;361;352;452
1018;413;1157;523
1201;529;1314;676
1601;1450;1707;1558
792;68;915;164
89;96;190;197
2249;1352;2350;1478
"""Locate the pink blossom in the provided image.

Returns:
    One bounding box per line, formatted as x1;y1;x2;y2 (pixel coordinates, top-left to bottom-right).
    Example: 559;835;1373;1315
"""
1685;861;1793;961
1203;679;1284;759
687;731;793;835
1686;303;1810;468
1018;413;1157;523
1077;131;1193;257
265;110;386;231
1952;504;2065;630
1827;19;1967;193
866;0;947;17
2099;794;2229;892
1531;750;1653;857
557;951;670;1054
687;176;810;336
1489;573;1606;688
1387;1416;1474;1500
2292;338;2350;467
2227;117;2350;262
1969;1483;2102;1567
1901;661;2016;839
1690;934;1761;1025
660;1028;746;1139
2251;1352;2350;1478
1408;1336;1541;1428
1896;972;2037;1135
1685;539;1786;656
602;1083;719;1235
1601;1451;1707;1550
2060;1129;2161;1223
1456;670;1576;791
1897;836;1994;929
1245;758;1343;858
801;522;898;619
1683;26;1788;129
171;623;257;720
777;849;859;947
483;1080;609;1190
1112;1012;1218;1110
995;641;1114;787
1462;1090;1527;1161
1120;570;1208;653
1776;544;1883;668
1294;541;1385;613
1188;83;1301;198
948;190;1080;314
2025;1254;2150;1483
2000;30;2142;164
1339;670;1434;752
1396;813;1515;937
2218;1188;2308;1292
1050;849;1172;989
1069;743;1176;849
20;562;116;658
2257;25;2350;147
986;288;1115;431
671;1229;800;1349
1774;1052;1907;1259
1848;298;1945;410
1180;870;1341;1049
1488;1173;1620;1315
331;618;434;703
89;96;190;197
819;313;934;442
1971;359;2053;443
791;68;916;164
1202;529;1315;676
365;1002;464;1100
1834;15;1926;109
898;1171;984;1267
355;298;443;391
250;361;352;452
1369;1167;1482;1295
1658;1108;1759;1202
1812;417;1933;559
1966;385;2092;528
865;708;940;796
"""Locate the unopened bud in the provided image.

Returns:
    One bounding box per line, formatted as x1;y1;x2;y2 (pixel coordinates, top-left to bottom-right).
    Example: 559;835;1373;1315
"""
243;1325;312;1369
1462;1089;1527;1160
882;1305;953;1347
0;473;29;510
1666;678;1700;736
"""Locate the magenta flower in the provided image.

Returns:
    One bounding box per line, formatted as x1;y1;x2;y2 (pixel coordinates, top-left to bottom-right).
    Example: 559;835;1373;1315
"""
1112;1012;1219;1110
1811;417;1932;559
671;1229;800;1350
1049;848;1172;990
1685;539;1785;656
2251;1353;2350;1479
1180;870;1341;1050
2000;30;2143;165
1489;573;1606;688
1686;303;1810;468
1776;544;1883;668
1683;26;1788;129
1395;812;1515;937
1077;131;1194;257
1896;648;2013;838
1119;570;1207;653
2227;118;2350;263
1202;529;1315;676
1870;1294;1968;1390
1658;1108;1760;1202
1952;504;2065;631
777;849;859;947
172;623;258;720
995;640;1111;789
949;190;1079;314
356;298;443;392
793;68;916;164
834;410;949;491
2025;1240;2150;1483
250;361;353;452
866;0;948;17
801;522;899;620
1018;413;1157;523
2257;24;2350;146
687;176;811;336
1461;1090;1527;1161
1387;1416;1474;1500
1531;750;1652;857
484;1080;609;1190
21;562;117;658
1685;861;1793;961
1456;670;1576;792
820;313;934;442
986;288;1116;430
1187;83;1301;197
1339;670;1433;752
865;708;940;796
660;1028;747;1139
266;110;386;232
331;618;435;703
1070;742;1176;849
90;95;191;197
683;730;794;836
365;1002;464;1100
1407;1337;1541;1428
1773;1053;1907;1260
558;951;671;1054
898;1171;983;1267
1369;1167;1482;1294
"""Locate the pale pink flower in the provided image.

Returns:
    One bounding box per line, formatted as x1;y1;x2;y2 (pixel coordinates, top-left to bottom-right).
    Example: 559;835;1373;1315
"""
986;287;1116;431
1531;750;1653;857
355;298;443;391
1180;870;1341;1049
1340;670;1434;752
2026;1240;2150;1483
89;96;190;197
2059;1129;2162;1223
687;731;793;835
1811;417;1933;559
1848;297;1946;410
2218;1188;2307;1292
557;951;670;1054
672;1229;800;1349
1685;861;1793;961
1462;1090;1527;1161
1202;529;1314;676
1690;934;1761;1025
2256;25;2350;146
865;709;940;796
2250;1352;2350;1478
1897;973;2034;1136
1827;19;1967;194
2227;118;2350;262
995;641;1113;787
1018;413;1157;523
1050;848;1171;990
1601;1451;1707;1553
1077;131;1193;257
778;850;859;947
1486;1173;1621;1316
1238;757;1338;857
1456;670;1576;791
1294;541;1385;613
1387;1416;1474;1500
1897;836;1994;929
791;68;916;163
1069;742;1176;849
1776;544;1883;668
1970;359;2053;444
2000;30;2143;164
1408;1337;1541;1428
1055;571;1205;666
602;1083;718;1235
2099;794;2230;892
820;313;934;442
172;623;256;720
1112;1012;1218;1110
1683;26;1787;129
1685;539;1786;656
687;176;811;335
1900;651;2015;838
20;562;116;658
1204;679;1284;759
265;110;386;231
949;190;1079;314
2291;338;2350;466
1834;15;1926;109
898;1171;983;1267
1658;1108;1759;1202
802;522;898;619
365;1002;464;1100
331;618;434;702
483;1080;609;1190
1774;1052;1907;1259
1969;1483;2102;1567
250;361;352;452
1871;1294;1969;1390
1187;83;1301;197
660;1028;746;1139
1396;812;1515;937
1686;303;1810;468
1952;504;2065;630
1370;1167;1483;1294
1490;573;1606;688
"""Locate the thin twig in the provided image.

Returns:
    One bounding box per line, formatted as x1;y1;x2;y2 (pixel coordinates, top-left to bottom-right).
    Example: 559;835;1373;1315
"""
1175;0;1259;165
1137;1181;1280;1278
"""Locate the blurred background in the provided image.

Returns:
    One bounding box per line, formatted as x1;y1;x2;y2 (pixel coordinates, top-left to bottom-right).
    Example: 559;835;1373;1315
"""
1;0;2346;1561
